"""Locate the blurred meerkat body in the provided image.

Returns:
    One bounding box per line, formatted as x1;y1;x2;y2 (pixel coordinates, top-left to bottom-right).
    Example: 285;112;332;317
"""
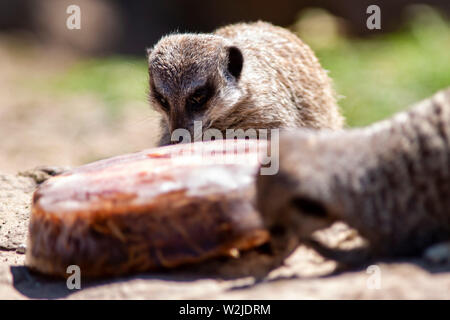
147;21;343;145
258;89;450;261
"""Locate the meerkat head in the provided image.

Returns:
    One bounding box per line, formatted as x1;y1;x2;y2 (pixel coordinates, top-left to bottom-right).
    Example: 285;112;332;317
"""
147;33;244;142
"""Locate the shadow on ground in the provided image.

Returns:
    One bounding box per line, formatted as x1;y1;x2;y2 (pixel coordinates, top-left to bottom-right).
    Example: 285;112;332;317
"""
10;250;450;299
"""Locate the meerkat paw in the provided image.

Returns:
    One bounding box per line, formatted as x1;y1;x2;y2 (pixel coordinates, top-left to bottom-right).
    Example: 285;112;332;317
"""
19;165;70;184
303;238;372;269
423;241;450;264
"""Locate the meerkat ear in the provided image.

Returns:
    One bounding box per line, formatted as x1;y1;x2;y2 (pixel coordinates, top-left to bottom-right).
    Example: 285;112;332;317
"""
146;48;153;58
227;46;243;80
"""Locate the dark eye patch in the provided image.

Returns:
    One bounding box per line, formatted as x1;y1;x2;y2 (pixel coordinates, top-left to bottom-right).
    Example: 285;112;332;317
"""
153;90;170;110
186;84;214;112
291;197;328;218
269;224;287;236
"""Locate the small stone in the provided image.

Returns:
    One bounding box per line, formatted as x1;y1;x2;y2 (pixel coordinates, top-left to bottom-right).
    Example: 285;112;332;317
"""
227;248;240;258
16;244;27;254
423;242;450;264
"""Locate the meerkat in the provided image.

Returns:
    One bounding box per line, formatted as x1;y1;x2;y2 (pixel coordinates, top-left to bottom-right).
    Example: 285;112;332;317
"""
257;88;450;264
147;21;343;146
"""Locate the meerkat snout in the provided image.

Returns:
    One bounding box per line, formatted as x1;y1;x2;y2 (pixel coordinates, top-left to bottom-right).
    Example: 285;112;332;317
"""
147;22;344;146
257;161;337;247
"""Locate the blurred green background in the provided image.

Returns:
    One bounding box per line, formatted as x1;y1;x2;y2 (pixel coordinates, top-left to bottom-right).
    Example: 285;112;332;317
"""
304;6;450;126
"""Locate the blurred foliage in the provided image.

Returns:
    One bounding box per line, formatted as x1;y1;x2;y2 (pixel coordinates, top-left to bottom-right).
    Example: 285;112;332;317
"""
50;5;449;127
50;57;149;116
295;5;450;127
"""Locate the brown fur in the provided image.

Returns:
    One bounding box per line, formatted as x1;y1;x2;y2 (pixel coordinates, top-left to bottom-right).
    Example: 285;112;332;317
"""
147;21;343;145
257;88;450;262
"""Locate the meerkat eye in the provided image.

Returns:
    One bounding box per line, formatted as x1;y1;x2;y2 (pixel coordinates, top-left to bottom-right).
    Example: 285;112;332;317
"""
189;89;207;105
153;91;169;110
186;85;213;110
291;197;328;218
